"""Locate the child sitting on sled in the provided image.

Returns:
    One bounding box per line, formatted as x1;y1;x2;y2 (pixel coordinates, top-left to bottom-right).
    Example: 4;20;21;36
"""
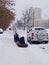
14;32;28;47
12;23;28;47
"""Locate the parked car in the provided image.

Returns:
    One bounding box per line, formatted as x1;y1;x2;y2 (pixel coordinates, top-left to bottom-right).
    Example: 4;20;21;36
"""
27;27;48;43
0;28;3;34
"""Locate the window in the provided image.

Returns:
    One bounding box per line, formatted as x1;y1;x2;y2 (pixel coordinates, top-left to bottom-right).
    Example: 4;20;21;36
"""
35;28;45;30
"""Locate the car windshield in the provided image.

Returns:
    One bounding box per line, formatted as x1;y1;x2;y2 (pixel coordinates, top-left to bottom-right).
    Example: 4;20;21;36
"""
35;28;45;30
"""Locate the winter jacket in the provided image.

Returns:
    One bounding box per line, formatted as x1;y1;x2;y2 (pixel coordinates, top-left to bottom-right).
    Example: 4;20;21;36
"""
14;33;19;42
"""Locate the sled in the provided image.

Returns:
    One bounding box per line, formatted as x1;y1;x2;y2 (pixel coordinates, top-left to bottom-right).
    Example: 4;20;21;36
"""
17;43;28;47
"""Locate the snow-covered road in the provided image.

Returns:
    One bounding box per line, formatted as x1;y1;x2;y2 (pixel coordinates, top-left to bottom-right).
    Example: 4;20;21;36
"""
0;30;49;65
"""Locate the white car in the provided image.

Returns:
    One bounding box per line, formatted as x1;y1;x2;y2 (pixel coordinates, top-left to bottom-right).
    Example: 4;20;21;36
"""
0;28;3;34
27;27;48;44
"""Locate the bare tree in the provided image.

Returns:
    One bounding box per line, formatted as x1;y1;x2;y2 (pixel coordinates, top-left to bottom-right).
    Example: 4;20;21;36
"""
22;7;33;30
17;20;24;29
44;19;49;28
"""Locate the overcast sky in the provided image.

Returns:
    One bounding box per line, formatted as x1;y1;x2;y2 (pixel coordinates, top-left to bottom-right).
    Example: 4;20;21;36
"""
15;0;49;19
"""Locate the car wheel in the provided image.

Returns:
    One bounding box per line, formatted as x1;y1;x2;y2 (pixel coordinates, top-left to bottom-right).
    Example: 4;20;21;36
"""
27;37;31;42
32;41;39;44
44;41;48;44
31;41;41;44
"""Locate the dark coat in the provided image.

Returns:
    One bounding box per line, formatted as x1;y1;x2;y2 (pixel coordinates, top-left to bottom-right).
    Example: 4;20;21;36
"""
14;33;19;42
19;37;25;44
14;33;25;44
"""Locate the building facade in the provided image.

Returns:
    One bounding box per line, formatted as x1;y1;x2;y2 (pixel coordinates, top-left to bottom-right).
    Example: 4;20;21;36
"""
33;8;41;27
27;8;41;27
40;19;49;28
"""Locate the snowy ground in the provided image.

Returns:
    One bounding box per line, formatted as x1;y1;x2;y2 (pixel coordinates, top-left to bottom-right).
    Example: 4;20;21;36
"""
0;29;49;65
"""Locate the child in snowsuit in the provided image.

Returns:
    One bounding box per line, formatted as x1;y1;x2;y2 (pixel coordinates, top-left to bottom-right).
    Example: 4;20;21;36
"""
12;23;20;45
12;23;28;47
14;33;20;45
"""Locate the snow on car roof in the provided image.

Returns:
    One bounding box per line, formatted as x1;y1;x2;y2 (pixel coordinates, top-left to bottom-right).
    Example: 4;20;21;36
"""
30;27;45;30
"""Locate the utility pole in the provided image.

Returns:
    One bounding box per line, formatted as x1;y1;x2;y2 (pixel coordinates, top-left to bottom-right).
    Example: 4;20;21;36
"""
33;10;34;27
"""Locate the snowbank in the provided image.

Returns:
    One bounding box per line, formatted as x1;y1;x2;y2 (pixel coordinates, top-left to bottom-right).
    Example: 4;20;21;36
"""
0;29;49;65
